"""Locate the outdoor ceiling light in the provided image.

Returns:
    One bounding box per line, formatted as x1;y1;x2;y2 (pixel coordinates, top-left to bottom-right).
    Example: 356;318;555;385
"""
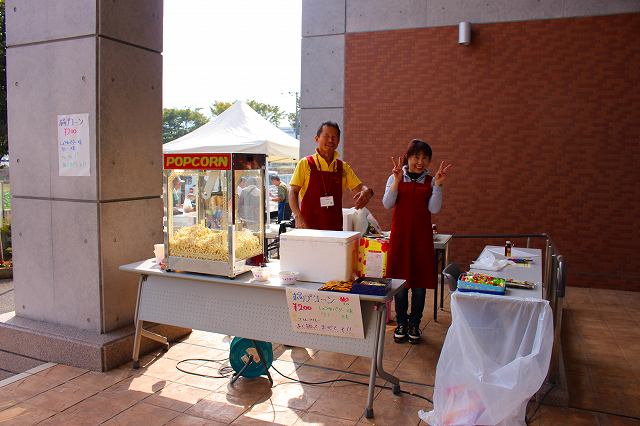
459;22;471;46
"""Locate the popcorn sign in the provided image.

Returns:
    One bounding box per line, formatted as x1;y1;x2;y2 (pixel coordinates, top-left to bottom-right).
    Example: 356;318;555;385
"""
58;113;90;176
163;153;231;170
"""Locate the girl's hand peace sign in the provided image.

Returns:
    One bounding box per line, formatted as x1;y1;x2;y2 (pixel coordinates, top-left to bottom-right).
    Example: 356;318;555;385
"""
391;156;403;181
434;161;453;186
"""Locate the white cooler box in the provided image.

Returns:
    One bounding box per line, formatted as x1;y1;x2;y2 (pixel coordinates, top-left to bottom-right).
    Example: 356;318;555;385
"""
280;229;360;283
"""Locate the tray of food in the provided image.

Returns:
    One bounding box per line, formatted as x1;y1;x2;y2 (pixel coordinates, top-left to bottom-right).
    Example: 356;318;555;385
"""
351;277;391;296
318;280;353;293
457;272;506;295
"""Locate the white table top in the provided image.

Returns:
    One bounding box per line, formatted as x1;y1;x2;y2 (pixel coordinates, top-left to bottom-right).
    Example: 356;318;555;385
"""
469;245;543;299
120;259;405;303
433;234;452;250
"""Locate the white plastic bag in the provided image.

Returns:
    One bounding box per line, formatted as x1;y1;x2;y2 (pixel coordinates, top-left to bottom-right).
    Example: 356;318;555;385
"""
420;292;554;426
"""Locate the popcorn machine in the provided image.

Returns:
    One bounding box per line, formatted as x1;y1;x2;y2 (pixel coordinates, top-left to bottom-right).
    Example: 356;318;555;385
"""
163;152;266;277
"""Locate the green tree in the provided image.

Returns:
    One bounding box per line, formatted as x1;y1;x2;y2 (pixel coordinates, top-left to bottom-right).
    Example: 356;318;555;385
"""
210;99;286;127
0;0;8;162
287;91;300;139
162;107;209;144
209;101;234;118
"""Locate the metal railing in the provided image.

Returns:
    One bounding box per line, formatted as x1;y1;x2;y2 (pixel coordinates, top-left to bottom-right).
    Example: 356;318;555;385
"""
449;233;566;385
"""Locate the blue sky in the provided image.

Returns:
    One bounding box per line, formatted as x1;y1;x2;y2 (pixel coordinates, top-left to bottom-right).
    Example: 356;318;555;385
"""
163;0;302;119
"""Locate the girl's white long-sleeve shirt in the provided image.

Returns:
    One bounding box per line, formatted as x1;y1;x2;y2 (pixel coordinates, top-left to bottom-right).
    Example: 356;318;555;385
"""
382;166;443;213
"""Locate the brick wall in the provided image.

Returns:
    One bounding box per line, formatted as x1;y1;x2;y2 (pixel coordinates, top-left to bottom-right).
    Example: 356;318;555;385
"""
343;13;640;290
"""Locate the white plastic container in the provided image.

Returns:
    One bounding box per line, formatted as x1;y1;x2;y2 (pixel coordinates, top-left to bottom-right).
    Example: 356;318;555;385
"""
280;229;360;283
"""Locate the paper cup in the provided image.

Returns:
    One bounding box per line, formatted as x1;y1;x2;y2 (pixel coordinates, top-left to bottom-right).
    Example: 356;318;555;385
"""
153;244;165;263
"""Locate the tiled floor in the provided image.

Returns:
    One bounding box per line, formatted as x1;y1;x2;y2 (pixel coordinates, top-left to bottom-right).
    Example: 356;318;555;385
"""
1;287;639;425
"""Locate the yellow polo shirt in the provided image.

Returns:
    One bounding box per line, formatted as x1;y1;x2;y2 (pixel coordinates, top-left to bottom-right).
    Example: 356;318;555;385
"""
290;151;362;201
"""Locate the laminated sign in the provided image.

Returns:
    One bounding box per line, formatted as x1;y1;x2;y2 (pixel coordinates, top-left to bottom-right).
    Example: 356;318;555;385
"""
357;237;390;278
286;288;364;339
58;113;90;176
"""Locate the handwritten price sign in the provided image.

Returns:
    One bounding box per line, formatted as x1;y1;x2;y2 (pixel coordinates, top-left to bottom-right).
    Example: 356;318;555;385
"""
58;113;90;176
285;288;364;339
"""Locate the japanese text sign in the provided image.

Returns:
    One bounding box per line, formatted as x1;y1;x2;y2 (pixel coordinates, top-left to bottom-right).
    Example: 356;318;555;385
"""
285;288;364;339
58;113;90;176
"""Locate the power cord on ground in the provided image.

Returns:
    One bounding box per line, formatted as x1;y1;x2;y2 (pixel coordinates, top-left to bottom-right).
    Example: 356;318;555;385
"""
269;363;433;404
175;356;433;404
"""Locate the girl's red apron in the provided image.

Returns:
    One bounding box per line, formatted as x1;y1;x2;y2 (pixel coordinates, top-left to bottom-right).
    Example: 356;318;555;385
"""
388;177;436;289
299;155;343;231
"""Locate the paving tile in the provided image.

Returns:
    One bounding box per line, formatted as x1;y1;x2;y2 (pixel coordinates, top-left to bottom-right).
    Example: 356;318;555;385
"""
34;364;88;385
103;401;181;425
374;382;433;408
308;386;369;422
267;381;330;411
274;365;341;386
392;359;436;385
164;343;229;364
24;382;99;412
174;364;230;392
527;404;598;425
166;414;226;425
144;382;212;412
100;374;169;407
305;350;357;370
0;375;61;410
67;368;135;392
293;412;357;425
0;402;57;425
185;391;251;423
219;376;273;407
356;401;421;425
273;346;314;364
181;332;233;350
231;400;304;425
57;392;137;424
347;356;400;376
136;356;187;382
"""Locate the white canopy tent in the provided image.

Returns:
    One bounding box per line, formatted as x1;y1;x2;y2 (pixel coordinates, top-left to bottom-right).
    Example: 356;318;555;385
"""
163;101;299;162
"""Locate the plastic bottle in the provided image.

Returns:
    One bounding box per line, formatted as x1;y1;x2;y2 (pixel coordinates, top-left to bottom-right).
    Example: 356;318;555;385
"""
505;241;512;257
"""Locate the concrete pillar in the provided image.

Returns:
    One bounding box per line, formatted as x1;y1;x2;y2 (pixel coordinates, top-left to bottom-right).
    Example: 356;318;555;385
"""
300;0;346;158
0;0;189;371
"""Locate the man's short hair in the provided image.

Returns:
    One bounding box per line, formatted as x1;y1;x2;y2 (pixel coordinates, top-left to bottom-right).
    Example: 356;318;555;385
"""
316;121;341;139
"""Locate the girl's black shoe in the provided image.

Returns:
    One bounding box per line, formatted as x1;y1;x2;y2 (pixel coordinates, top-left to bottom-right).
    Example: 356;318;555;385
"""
408;324;421;344
394;324;408;342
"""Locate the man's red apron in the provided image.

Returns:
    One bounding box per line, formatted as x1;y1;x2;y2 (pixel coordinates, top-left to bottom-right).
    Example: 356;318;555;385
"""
299;155;343;231
388;177;436;289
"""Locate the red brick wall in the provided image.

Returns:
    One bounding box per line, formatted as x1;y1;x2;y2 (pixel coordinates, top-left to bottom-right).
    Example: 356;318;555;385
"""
344;14;640;290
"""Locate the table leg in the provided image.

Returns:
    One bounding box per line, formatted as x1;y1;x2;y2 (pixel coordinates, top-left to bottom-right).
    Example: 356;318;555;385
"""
376;303;401;394
132;275;145;369
440;249;445;310
433;251;439;322
364;305;382;419
131;275;169;369
132;320;144;369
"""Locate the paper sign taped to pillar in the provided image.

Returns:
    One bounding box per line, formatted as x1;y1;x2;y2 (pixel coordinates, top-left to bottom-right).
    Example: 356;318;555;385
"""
285;288;364;339
58;113;90;176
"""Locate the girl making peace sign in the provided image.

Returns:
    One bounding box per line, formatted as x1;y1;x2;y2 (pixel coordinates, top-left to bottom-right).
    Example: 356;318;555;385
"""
382;139;452;343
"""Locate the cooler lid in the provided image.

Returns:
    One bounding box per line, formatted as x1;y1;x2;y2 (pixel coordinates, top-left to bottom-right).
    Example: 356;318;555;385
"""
281;229;361;243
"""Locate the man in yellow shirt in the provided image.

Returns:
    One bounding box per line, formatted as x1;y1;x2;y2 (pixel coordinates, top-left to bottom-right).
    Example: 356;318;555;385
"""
289;121;374;230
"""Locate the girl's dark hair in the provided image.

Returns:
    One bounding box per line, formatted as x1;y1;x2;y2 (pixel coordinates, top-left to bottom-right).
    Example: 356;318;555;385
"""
403;139;432;165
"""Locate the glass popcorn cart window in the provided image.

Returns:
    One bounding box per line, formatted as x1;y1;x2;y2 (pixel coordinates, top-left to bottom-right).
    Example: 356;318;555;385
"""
163;153;266;277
